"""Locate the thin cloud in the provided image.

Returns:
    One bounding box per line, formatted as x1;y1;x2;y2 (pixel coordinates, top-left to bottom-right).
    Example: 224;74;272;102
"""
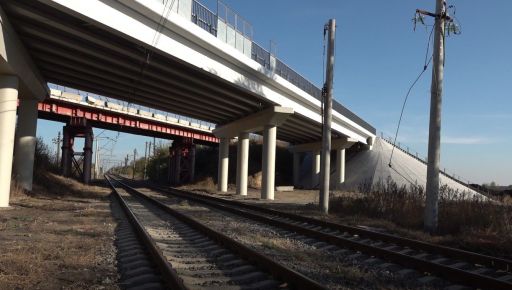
442;136;492;145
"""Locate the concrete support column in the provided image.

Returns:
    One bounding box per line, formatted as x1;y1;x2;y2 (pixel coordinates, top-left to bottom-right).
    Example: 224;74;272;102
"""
61;126;72;177
236;132;249;196
0;75;18;207
83;130;93;184
217;137;229;192
312;150;321;188
13;98;38;191
293;152;300;187
261;125;276;200
335;149;345;189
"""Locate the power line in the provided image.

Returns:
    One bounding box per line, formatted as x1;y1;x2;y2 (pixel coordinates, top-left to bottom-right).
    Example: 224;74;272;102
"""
388;25;435;169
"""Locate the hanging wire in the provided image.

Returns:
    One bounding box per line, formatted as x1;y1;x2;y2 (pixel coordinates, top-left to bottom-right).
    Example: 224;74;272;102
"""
388;25;435;168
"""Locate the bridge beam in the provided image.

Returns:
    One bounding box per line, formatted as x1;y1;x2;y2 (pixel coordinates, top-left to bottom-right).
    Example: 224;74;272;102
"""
14;98;39;191
213;106;293;199
0;75;18;207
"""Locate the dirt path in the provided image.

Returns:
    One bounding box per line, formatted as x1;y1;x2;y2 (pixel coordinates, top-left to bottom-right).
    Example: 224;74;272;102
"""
0;174;119;289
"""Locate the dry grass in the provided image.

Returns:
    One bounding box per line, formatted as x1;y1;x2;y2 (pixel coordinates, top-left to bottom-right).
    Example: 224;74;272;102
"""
328;178;512;258
9;179;28;202
0;173;118;289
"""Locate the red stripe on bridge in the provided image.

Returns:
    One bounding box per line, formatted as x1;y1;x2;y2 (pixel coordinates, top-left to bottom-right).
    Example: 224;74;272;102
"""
37;98;219;144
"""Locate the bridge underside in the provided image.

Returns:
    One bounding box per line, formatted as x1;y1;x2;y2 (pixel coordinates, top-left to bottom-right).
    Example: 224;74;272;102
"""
2;0;333;144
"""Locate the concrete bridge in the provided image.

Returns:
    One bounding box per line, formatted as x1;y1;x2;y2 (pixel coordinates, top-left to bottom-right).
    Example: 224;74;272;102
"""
0;0;376;207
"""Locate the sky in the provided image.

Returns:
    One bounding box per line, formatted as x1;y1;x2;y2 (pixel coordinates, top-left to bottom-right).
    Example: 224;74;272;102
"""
36;0;511;185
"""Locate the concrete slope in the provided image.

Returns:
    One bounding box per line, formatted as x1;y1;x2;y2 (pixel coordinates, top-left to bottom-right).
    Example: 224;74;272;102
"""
340;138;483;199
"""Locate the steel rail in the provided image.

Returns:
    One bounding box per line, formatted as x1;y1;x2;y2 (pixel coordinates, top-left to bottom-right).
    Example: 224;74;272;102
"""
129;179;512;290
105;175;187;290
150;181;512;271
108;175;327;290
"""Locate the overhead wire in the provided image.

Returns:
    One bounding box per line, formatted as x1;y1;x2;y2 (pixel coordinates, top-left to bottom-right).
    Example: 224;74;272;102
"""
128;0;176;104
388;24;435;169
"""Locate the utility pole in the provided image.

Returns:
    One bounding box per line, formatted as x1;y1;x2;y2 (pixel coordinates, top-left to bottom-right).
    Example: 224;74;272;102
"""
52;131;61;166
319;19;336;214
417;0;449;233
143;141;148;180
94;137;100;179
125;154;129;174
132;148;137;180
154;137;160;182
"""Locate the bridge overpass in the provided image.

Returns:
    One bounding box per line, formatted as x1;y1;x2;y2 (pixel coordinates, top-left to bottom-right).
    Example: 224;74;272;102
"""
0;0;376;207
40;89;219;144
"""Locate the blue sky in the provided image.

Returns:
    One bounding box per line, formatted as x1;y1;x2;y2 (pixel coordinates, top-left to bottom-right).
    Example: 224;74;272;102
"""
37;0;511;185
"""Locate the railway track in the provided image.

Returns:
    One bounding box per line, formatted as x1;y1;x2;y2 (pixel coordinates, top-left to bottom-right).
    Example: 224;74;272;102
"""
105;175;326;290
113;175;512;290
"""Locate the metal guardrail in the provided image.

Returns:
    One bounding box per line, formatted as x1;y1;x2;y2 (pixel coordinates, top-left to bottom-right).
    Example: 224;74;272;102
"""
189;0;376;135
191;0;217;36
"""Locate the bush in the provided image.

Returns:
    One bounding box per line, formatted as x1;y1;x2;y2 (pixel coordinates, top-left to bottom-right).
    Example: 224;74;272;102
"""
34;137;59;175
331;177;512;236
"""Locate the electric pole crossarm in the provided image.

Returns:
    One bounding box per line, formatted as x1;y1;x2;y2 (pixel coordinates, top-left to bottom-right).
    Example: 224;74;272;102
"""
416;9;452;21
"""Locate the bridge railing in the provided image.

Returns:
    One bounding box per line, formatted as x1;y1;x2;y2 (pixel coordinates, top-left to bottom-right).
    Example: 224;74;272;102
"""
191;0;217;36
185;0;376;135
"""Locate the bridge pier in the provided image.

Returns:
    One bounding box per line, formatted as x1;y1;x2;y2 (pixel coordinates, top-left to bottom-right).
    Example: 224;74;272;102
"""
61;118;93;184
335;149;345;189
292;152;301;188
312;150;321;189
213;106;293;200
61;126;73;177
261;125;277;200
217;137;229;192
168;138;196;185
236;132;249;196
13;98;39;191
0;75;19;207
83;130;93;184
290;138;356;190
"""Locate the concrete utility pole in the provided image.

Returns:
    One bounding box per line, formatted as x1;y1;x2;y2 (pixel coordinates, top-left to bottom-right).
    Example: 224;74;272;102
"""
154;137;160;182
319;19;336;214
422;0;447;233
132;148;137;180
94;137;100;179
143;141;148;180
52;131;61;166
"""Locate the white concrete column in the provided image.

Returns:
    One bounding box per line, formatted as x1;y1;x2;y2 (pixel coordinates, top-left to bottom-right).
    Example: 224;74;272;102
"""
236;132;249;196
0;75;19;207
335;149;345;189
13;98;38;191
311;150;321;188
217;137;229;192
293;152;300;187
261;125;276;200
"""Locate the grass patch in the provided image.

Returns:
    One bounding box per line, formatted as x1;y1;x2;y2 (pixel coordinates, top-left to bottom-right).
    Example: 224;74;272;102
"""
329;178;512;258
